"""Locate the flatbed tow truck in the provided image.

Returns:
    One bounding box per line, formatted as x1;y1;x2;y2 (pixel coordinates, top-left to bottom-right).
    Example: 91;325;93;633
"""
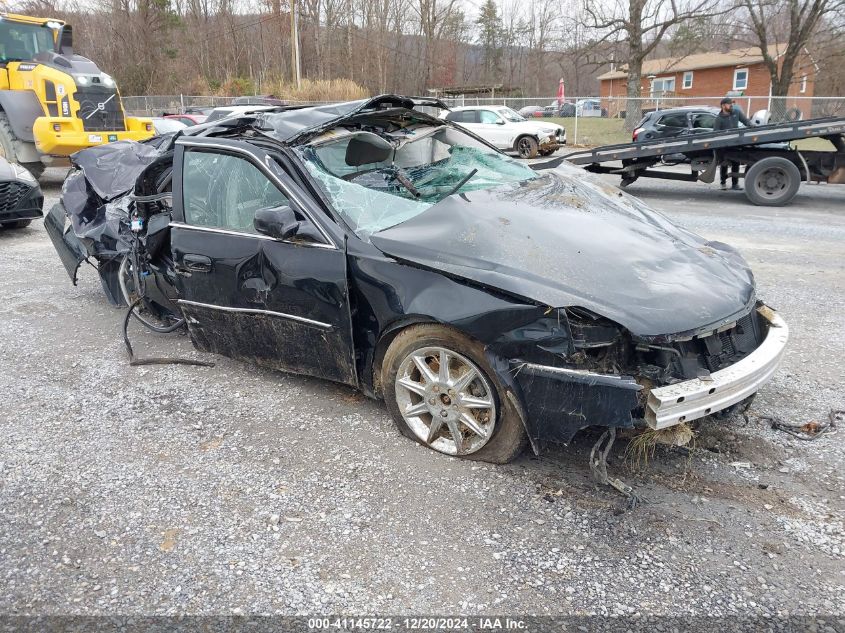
564;116;845;206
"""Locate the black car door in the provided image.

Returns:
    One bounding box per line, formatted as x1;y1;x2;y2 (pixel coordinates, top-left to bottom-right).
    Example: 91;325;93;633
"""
169;136;357;386
655;112;688;138
689;111;716;134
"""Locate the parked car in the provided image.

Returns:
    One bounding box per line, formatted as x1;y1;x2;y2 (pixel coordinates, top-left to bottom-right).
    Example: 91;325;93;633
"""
206;104;280;123
558;101;576;117
0;157;43;230
184;106;214;116
441;105;566;158
539;101;576;117
517;105;545;118
576;99;607;118
152;117;188;135
46;95;787;464
232;95;286;106
163;113;208;126
632;106;720;142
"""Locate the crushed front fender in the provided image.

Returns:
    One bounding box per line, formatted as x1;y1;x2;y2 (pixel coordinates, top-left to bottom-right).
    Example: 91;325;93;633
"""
44;202;87;284
510;361;642;447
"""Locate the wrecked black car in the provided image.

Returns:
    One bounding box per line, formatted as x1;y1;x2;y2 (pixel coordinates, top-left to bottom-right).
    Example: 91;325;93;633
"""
45;95;789;463
0;157;43;230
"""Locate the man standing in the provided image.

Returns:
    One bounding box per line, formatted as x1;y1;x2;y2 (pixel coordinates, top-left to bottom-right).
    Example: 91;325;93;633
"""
713;97;751;190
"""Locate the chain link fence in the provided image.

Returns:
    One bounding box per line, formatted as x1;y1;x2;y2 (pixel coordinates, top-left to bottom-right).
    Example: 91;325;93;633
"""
121;95;333;116
123;94;845;146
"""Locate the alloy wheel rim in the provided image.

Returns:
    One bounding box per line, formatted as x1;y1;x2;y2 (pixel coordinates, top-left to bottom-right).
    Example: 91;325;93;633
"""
394;346;496;456
518;139;531;157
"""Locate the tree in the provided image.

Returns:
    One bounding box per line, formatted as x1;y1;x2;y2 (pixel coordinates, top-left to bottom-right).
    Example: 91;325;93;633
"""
476;0;503;81
738;0;845;117
411;0;461;89
524;0;561;94
584;0;720;129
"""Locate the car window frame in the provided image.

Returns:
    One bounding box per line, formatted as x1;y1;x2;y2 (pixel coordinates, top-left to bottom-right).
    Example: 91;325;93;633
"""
181;148;295;236
172;138;336;250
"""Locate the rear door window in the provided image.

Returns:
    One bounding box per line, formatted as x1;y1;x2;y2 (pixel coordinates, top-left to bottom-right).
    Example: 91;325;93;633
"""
658;113;688;129
691;113;716;129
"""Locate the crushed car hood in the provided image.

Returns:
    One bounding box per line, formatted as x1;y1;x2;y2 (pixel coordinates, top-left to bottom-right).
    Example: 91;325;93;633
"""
370;169;755;338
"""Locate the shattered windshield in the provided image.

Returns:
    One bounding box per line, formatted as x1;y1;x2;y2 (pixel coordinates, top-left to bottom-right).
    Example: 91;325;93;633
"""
297;123;537;240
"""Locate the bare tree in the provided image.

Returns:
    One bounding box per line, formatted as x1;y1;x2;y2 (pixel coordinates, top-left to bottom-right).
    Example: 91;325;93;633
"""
738;0;844;116
410;0;460;88
584;0;720;128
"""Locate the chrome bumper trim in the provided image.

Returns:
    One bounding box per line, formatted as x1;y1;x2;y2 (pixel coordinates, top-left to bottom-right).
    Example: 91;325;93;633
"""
645;306;788;430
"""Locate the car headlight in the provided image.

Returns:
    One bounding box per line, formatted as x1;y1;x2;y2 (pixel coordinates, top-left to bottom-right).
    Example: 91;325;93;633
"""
101;73;115;88
76;75;89;86
12;164;37;184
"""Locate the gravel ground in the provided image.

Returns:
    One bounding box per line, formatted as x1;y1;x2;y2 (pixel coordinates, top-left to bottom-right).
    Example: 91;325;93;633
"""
1;167;844;617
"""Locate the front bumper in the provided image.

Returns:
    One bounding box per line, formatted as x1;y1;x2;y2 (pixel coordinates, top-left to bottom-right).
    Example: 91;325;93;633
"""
33;116;154;156
539;132;566;151
645;305;788;429
0;180;43;223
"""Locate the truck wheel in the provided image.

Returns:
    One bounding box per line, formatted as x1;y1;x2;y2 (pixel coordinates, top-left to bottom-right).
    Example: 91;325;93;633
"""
744;157;801;207
515;136;539;159
0;113;44;180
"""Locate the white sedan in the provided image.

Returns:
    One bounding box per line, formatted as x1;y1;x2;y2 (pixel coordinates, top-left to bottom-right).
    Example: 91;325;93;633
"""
441;106;566;158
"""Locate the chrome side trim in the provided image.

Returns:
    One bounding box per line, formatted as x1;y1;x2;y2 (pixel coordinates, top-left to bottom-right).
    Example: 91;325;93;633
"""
175;139;337;249
645;305;789;430
168;221;334;249
170;222;275;241
177;299;332;330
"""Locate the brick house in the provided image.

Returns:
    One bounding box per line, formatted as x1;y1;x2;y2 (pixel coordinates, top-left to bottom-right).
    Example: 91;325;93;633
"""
598;45;817;118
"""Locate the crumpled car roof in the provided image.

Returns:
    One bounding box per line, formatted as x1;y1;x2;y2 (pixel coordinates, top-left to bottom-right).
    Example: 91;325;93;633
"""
255;95;448;143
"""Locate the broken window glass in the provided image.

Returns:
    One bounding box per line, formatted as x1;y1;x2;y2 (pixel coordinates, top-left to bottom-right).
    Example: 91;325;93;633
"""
297;126;538;241
183;150;290;234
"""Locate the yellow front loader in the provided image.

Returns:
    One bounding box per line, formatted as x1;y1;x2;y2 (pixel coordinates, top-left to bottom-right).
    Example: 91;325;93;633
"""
0;13;153;178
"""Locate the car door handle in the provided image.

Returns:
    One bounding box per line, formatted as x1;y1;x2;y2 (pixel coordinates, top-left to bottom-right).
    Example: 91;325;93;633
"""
182;254;212;273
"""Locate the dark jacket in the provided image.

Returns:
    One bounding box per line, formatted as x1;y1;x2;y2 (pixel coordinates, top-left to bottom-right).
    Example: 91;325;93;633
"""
713;108;751;131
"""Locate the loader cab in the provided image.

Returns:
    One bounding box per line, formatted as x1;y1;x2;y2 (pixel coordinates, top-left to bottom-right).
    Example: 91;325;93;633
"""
0;13;153;180
0;15;61;63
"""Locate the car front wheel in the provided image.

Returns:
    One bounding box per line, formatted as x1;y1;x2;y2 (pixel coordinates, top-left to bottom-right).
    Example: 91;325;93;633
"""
382;324;527;463
515;136;539;159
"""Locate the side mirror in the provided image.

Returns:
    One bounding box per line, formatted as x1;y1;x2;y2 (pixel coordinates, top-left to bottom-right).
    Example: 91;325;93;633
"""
254;205;299;240
495;119;506;125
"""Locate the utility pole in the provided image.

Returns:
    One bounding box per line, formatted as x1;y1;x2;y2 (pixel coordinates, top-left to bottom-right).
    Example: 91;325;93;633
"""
290;0;301;88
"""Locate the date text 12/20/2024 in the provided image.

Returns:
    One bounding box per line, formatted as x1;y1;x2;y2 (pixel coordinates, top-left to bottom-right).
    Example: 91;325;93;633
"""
307;618;527;630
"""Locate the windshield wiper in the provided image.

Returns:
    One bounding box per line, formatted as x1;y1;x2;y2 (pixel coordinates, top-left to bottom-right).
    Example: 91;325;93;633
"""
391;167;421;198
440;168;478;201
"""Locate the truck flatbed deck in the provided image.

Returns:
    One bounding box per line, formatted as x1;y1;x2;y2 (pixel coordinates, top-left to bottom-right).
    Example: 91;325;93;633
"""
561;116;845;206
